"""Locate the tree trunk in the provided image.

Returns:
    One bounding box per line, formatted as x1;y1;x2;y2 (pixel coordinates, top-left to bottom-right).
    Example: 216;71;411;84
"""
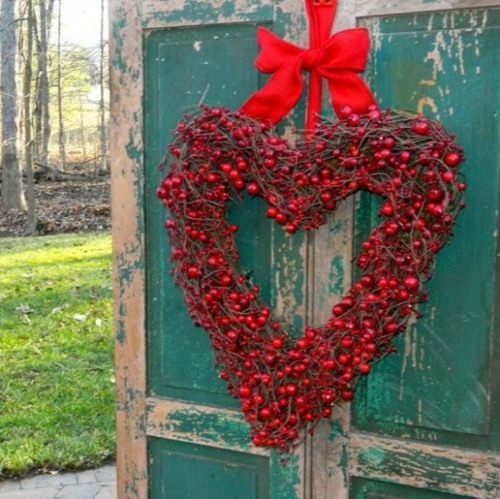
57;0;66;171
1;0;27;211
37;0;51;166
23;0;36;234
99;0;107;171
46;0;55;38
79;95;87;161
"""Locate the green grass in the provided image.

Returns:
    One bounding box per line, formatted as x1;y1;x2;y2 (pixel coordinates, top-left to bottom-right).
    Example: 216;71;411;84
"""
0;233;115;478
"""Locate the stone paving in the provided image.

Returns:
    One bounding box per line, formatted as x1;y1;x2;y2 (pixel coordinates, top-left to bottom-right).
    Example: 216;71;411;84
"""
0;464;116;499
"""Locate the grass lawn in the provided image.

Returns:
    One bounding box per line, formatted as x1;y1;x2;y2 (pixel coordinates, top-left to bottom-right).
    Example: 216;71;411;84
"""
0;233;115;479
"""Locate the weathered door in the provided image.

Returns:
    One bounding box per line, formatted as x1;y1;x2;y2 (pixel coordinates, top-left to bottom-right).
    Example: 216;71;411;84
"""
111;0;500;498
111;1;309;498
325;2;500;498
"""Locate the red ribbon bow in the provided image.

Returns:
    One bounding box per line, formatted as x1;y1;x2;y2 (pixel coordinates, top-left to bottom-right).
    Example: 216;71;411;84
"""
240;26;377;128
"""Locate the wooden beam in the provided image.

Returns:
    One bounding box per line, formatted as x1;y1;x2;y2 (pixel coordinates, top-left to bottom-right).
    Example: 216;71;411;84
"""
110;0;148;497
146;397;270;456
355;0;500;17
350;432;500;498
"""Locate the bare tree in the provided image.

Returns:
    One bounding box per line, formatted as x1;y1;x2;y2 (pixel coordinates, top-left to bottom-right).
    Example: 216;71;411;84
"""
20;0;36;233
56;0;66;171
36;0;52;166
98;0;107;171
1;0;27;211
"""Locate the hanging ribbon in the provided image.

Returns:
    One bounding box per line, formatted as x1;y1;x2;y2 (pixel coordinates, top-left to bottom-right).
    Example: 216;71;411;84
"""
240;0;378;130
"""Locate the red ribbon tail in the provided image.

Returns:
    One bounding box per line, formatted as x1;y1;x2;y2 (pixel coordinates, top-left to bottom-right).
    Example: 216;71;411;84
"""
325;71;378;117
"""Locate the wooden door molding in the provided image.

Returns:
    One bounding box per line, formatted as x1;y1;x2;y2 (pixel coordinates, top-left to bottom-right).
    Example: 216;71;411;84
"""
355;0;500;16
110;0;148;497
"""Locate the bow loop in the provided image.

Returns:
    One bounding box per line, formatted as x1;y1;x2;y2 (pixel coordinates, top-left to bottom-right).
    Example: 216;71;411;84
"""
240;26;377;126
254;27;303;73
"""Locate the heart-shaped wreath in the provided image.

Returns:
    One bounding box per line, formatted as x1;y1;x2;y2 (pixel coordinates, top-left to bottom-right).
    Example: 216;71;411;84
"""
156;1;465;453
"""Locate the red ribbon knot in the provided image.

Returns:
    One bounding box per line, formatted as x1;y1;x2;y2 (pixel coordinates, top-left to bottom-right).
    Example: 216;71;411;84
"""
240;26;377;128
302;48;324;71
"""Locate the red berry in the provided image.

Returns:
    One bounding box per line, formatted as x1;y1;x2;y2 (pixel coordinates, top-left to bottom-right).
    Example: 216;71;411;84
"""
259;407;272;420
234;178;245;190
403;276;419;289
322;407;333;417
187;266;198;278
337;353;350;365
359;363;371;374
271;337;283;348
380;201;395;216
339;105;353;118
247;182;260;196
266;207;278;218
441;171;455;183
413;121;430;135
444;152;461;167
341;390;354;401
239;385;252;398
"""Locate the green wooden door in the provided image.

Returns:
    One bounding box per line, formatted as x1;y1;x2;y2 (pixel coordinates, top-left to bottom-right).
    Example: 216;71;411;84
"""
111;1;500;498
142;3;308;499
347;4;500;498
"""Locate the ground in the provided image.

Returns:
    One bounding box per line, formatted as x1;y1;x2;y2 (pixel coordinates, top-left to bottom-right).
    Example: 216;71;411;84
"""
0;176;110;237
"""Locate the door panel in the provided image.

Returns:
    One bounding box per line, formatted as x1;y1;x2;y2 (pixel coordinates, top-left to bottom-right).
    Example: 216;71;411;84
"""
351;477;472;499
143;7;307;499
145;24;269;408
350;5;500;497
149;438;271;499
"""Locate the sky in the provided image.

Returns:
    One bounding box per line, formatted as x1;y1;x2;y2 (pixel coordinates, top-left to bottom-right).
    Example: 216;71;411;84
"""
58;0;108;47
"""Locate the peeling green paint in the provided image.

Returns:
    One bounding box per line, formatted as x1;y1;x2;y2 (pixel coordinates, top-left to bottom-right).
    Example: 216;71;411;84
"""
166;407;253;450
328;254;345;295
143;0;273;27
125;129;142;162
115;301;127;344
358;446;386;467
111;15;128;72
269;450;301;499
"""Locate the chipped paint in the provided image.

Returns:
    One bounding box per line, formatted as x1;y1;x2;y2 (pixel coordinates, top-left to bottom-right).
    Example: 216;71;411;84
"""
273;229;307;332
350;433;500;497
142;0;273;28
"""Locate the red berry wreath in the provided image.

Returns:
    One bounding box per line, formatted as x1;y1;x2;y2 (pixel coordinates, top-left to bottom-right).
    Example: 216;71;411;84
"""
156;1;465;453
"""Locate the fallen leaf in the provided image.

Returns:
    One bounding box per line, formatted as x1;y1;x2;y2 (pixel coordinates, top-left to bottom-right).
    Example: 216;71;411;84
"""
95;318;102;327
16;304;34;314
73;313;87;321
